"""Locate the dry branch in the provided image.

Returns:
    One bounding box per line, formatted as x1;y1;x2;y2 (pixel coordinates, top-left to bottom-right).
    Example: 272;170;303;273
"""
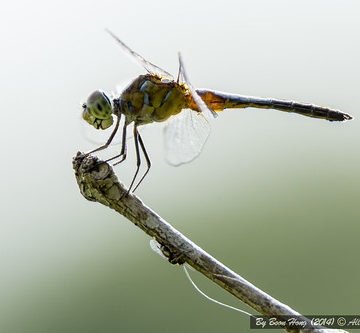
73;152;349;333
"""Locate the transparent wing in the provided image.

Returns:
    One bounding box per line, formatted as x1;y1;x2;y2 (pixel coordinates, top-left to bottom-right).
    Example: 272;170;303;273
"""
106;29;174;80
163;53;217;166
178;52;218;118
164;108;211;166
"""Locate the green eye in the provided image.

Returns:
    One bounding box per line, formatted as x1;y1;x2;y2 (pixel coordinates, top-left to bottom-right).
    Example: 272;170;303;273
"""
86;90;112;119
82;90;114;129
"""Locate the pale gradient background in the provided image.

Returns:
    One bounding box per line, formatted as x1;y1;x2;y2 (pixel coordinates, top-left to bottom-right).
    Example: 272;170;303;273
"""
1;0;359;332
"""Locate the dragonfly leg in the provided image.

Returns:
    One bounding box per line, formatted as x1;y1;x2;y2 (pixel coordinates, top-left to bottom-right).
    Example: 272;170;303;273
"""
106;122;128;165
84;115;120;156
132;131;151;193
126;125;142;195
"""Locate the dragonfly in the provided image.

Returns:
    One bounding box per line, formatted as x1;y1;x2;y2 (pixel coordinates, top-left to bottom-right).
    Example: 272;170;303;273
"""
82;29;352;195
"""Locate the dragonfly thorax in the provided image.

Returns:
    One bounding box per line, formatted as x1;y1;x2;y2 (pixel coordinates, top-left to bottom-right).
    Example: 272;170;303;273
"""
113;74;188;126
82;90;114;130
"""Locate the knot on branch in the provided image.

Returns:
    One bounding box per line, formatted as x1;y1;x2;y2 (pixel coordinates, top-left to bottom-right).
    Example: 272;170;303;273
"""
72;152;125;204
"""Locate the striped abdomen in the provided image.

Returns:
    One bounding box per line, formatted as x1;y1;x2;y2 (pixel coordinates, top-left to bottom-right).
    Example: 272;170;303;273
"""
194;89;352;122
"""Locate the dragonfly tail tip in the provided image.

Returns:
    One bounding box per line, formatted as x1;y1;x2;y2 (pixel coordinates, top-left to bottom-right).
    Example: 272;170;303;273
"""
344;114;353;121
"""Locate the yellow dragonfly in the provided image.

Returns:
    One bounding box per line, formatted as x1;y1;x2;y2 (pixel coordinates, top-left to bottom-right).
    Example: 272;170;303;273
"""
82;30;352;194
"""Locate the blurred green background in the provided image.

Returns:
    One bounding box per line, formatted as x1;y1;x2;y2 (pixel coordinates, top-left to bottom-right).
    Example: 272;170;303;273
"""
1;0;359;332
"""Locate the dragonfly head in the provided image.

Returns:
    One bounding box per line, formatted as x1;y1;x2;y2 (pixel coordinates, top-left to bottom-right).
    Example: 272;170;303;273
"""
82;90;114;130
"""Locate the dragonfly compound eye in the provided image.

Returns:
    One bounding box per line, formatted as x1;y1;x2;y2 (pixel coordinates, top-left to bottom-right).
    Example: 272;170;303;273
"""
82;90;114;129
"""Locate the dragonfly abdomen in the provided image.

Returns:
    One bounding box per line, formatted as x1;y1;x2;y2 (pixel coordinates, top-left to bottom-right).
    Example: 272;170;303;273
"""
196;89;352;122
249;98;351;121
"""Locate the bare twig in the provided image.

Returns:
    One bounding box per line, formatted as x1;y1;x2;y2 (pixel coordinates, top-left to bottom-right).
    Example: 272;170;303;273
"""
73;152;348;333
